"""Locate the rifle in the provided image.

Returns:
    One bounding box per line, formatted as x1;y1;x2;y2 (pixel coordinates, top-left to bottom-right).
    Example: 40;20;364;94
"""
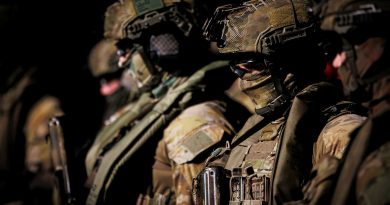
49;117;76;205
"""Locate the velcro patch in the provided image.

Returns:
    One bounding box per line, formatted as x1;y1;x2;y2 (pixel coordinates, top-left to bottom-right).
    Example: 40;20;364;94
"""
169;125;225;165
133;0;164;16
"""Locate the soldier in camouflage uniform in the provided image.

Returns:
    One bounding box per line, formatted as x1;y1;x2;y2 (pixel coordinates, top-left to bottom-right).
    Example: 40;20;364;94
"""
84;0;249;204
287;0;390;204
192;0;366;204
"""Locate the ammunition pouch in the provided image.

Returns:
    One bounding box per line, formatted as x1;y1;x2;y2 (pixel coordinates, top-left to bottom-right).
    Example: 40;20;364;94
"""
194;165;272;205
229;166;270;205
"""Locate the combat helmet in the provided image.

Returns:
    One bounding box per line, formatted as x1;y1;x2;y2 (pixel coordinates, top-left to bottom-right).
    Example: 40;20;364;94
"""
317;0;390;35
121;0;198;40
314;0;390;100
203;0;324;115
104;1;132;40
109;0;211;93
88;39;121;78
203;0;316;56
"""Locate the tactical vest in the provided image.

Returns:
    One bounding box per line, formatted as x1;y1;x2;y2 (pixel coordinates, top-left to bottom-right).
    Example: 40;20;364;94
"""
85;92;157;176
85;70;185;177
194;113;285;205
194;82;366;205
86;61;230;205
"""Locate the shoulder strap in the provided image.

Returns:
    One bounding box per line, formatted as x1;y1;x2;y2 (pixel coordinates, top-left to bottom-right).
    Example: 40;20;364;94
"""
272;82;344;205
321;101;368;122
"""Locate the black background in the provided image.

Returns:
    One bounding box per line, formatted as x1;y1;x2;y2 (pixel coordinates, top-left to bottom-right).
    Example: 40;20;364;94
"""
0;1;117;202
0;0;119;129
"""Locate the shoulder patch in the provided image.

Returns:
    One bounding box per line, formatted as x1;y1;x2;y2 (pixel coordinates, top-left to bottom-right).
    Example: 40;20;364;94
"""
164;101;233;164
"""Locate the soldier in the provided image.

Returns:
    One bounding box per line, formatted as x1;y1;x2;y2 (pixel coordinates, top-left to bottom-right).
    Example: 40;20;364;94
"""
288;0;390;204
193;0;366;204
84;0;249;204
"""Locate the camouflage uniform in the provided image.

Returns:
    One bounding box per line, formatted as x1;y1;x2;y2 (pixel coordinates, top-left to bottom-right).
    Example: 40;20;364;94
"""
312;105;367;165
193;0;367;204
195;83;365;205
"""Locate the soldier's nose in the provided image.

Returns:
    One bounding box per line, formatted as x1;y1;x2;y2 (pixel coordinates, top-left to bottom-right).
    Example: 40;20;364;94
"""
332;52;346;69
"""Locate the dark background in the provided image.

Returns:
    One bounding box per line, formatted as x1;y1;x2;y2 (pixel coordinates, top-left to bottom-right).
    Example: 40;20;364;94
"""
0;1;118;202
0;0;115;67
0;0;119;130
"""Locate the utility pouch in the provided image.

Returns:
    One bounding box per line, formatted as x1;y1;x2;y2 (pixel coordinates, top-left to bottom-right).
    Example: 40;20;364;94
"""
193;166;230;205
229;166;270;205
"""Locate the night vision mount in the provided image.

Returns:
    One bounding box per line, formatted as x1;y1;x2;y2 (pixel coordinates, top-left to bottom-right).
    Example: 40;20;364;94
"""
124;5;194;40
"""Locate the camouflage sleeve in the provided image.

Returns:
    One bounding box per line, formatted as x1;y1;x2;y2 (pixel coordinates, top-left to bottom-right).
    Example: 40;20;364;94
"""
25;96;63;173
24;96;63;205
356;141;390;205
172;162;205;205
152;139;175;204
313;113;366;166
153;137;205;205
153;101;234;205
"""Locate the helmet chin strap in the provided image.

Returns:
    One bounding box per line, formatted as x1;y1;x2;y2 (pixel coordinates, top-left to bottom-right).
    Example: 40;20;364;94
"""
340;38;374;102
254;59;291;116
255;94;290;116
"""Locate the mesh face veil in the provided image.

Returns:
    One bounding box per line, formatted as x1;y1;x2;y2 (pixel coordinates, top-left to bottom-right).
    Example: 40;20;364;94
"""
113;0;207;92
235;60;281;115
